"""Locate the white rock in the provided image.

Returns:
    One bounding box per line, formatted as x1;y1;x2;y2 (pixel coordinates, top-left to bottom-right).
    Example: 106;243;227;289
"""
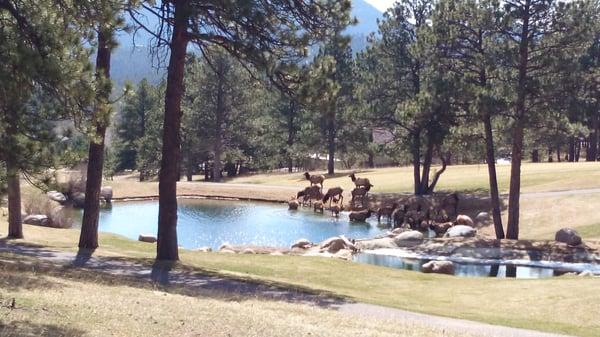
23;214;50;227
421;260;455;275
444;225;476;238
394;230;424;242
475;212;490;222
47;191;67;204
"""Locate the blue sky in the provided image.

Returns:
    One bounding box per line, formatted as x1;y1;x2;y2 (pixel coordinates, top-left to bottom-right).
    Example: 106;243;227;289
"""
365;0;396;12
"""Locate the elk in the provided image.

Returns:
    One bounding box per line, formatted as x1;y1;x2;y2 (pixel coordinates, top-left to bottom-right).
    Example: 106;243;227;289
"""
349;173;373;189
377;203;399;223
322;186;344;208
349;209;372;222
297;185;323;206
304;172;325;190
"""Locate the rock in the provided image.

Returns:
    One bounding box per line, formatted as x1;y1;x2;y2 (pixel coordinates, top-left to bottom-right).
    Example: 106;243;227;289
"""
72;192;86;208
219;243;234;251
456;214;474;227
291;238;312;249
394;230;424;242
270;251;284;256
23;214;50;227
319;236;356;253
421;260;455;275
101;186;113;203
555;228;582;247
475;212;490;223
220;249;236;254
444;225;476;238
578;270;594;277
334;249;353;260
47;191;67;204
356;237;397;250
242;248;256;254
138;234;157;243
194;247;212;252
391;227;407;235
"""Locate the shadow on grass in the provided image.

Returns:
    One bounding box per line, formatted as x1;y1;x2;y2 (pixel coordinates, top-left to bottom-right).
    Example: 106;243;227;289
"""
0;243;348;309
0;321;85;337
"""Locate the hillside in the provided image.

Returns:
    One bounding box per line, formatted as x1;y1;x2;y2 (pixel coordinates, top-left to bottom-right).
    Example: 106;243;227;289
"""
110;0;383;88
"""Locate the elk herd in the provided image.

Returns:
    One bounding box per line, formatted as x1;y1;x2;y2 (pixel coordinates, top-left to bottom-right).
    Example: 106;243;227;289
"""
289;171;468;237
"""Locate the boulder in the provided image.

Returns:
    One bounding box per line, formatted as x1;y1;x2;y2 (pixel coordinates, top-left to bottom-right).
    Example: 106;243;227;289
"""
475;212;490;223
443;225;476;238
194;247;212;252
100;186;113;203
555;228;582;247
72;192;86;208
220;249;236;254
270;251;284;256
219;243;234;251
242;248;256;254
334;249;353;260
456;214;474;227
421;260;455;275
394;230;424;242
578;270;594;277
23;214;50;227
138;234;157;243
319;235;356;253
47;191;67;204
291;238;312;250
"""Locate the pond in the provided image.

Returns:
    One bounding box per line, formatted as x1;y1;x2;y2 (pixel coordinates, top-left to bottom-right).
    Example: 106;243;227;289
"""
75;199;386;250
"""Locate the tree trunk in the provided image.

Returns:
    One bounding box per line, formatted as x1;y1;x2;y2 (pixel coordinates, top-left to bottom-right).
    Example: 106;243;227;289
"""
506;4;530;241
286;100;296;173
507;122;524;240
327;111;335;175
547;148;553;162
531;149;539;163
156;1;189;261
568;136;575;162
6;154;23;239
213;65;225;182
79;29;112;250
483;113;505;239
575;139;581;162
593;112;600;161
412;131;422;195
419;135;434;194
556;144;561;162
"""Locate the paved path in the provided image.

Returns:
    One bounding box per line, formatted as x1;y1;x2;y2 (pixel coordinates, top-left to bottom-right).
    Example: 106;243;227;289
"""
0;241;573;337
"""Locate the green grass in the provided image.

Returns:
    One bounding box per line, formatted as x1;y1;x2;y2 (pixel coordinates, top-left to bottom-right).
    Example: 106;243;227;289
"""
228;161;600;194
1;221;600;337
1;265;475;337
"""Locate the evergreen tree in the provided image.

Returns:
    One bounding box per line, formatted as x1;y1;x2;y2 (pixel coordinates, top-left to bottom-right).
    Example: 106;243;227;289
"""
113;78;159;175
131;0;353;260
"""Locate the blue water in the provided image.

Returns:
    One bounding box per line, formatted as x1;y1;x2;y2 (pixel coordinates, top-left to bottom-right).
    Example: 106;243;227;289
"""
87;199;386;249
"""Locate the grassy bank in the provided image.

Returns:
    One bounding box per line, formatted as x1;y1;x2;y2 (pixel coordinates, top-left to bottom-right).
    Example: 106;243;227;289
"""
1;219;599;337
228;161;600;194
1;266;474;337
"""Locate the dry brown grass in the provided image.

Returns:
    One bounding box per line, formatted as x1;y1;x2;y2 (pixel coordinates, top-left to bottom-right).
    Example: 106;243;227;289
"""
0;267;476;337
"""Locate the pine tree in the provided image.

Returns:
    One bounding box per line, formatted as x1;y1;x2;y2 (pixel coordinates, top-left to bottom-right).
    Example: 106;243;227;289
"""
131;0;353;260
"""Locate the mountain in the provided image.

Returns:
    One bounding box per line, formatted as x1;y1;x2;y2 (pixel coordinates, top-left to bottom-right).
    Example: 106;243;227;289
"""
111;0;383;88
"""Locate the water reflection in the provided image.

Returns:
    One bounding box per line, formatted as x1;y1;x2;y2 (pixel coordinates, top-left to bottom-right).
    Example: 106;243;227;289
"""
352;253;559;279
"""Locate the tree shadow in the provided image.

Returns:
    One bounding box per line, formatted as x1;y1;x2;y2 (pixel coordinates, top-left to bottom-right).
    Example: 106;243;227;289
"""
0;321;85;337
0;266;62;292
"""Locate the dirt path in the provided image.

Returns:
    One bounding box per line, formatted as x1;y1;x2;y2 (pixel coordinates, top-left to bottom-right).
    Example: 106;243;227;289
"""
0;241;573;337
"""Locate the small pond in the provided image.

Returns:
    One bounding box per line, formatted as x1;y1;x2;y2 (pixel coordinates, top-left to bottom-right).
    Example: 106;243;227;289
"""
75;199;386;250
352;253;564;278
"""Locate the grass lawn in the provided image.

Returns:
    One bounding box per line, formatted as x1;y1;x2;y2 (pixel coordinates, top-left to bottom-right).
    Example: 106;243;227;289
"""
1;219;599;337
227;161;600;194
0;266;473;337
